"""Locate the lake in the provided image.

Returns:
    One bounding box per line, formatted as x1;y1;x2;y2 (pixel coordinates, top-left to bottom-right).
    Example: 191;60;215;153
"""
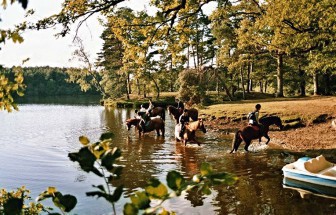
0;103;335;214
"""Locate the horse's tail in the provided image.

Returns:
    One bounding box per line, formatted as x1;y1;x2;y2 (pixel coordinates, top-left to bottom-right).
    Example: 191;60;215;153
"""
230;130;242;153
161;110;165;121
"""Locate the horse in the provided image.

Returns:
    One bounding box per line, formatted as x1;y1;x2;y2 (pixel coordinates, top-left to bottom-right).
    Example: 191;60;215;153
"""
126;118;165;137
126;118;141;131
167;105;199;124
150;106;165;120
230;116;284;153
175;119;206;146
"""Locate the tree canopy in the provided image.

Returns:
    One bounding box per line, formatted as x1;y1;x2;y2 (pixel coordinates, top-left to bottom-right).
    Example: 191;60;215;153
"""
2;0;336;103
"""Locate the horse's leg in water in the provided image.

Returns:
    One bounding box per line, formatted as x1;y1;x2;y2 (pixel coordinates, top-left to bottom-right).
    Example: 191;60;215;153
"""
264;133;271;145
230;137;242;153
161;127;165;137
244;140;251;152
156;128;160;136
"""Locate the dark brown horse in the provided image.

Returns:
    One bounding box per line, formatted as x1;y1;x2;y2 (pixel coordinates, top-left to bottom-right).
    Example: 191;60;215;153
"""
175;119;206;146
150;107;165;120
167;105;199;124
126;118;165;137
230;116;283;153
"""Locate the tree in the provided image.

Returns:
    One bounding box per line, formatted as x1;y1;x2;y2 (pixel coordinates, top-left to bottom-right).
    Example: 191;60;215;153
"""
66;37;108;97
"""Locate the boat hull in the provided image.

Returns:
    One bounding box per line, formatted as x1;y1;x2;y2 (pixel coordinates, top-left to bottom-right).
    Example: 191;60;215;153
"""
283;177;336;198
282;169;336;188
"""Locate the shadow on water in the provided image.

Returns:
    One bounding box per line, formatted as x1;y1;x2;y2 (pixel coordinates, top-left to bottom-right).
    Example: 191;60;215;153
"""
0;104;335;214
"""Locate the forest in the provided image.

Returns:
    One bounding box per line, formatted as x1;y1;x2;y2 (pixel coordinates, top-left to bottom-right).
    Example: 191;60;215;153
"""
1;0;336;111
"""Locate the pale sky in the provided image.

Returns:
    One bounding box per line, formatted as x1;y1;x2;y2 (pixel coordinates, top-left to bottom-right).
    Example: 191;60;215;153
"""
0;0;152;68
0;0;215;68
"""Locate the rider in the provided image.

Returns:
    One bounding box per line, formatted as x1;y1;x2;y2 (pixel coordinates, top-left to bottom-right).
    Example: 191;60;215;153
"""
148;98;154;112
179;109;189;138
176;98;184;114
247;104;263;139
140;99;155;132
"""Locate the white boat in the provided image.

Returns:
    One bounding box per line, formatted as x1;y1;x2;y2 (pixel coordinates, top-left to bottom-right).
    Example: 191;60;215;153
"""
282;155;336;190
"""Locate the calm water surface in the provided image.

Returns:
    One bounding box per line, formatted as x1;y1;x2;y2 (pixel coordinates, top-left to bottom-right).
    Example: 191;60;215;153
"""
0;104;335;215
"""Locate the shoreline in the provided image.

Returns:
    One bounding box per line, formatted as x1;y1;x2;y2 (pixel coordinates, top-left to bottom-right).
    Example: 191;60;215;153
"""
204;118;336;161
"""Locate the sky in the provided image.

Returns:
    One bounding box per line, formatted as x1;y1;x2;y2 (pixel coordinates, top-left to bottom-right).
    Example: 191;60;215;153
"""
0;0;215;68
0;0;152;68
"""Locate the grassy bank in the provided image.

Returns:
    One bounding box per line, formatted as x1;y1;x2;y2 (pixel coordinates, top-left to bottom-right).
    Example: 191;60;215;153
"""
200;96;336;129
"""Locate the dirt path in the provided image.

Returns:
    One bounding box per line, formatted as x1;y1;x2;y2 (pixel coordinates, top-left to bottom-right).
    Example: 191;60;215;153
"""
200;96;336;160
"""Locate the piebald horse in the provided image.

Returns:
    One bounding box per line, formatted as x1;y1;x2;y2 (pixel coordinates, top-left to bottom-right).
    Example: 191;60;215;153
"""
175;119;206;146
126;118;165;137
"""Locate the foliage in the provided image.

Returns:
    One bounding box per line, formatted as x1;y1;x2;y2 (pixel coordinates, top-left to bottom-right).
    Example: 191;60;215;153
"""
68;132;123;214
66;37;109;98
37;187;77;214
0;186;44;215
0;66;26;112
124;162;237;214
4;0;336;100
69;132;237;215
177;68;207;104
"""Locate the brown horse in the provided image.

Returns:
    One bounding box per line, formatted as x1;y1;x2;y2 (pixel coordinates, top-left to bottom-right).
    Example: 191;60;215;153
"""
150;107;165;120
126;118;165;137
126;118;141;131
230;116;283;153
175;119;206;146
167;105;199;124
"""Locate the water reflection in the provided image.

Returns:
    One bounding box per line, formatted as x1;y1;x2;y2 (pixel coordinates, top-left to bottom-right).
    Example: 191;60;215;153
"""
0;105;335;214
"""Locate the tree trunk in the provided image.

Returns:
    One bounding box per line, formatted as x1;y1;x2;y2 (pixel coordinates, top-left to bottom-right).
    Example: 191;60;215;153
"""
240;66;246;100
276;54;284;97
125;80;130;100
247;63;251;93
170;59;174;92
150;76;160;99
136;79;141;95
313;71;319;95
323;71;331;95
298;68;306;96
127;73;132;94
264;80;268;93
259;81;263;93
249;62;253;92
143;84;146;98
216;72;233;101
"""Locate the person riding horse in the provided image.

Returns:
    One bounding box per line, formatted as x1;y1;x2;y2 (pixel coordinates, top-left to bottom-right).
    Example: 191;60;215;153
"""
179;109;189;138
176;98;184;114
247;104;263;139
139;99;154;132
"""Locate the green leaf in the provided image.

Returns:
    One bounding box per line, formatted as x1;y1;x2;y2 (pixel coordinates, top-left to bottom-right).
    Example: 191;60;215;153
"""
201;184;211;195
200;163;213;176
167;170;185;191
86;191;107;199
93;185;106;192
110;185;123;202
99;132;114;141
130;191;150;209
79;136;90;145
101;148;121;170
145;178;168;199
3;197;23;215
68;147;103;177
123;203;138;215
57;194;77;212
